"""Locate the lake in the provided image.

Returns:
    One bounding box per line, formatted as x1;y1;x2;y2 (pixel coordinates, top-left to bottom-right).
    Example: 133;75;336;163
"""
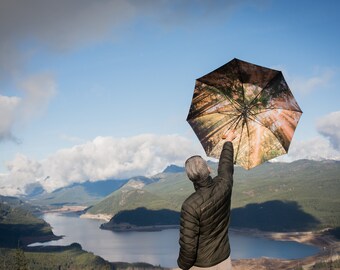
33;213;319;268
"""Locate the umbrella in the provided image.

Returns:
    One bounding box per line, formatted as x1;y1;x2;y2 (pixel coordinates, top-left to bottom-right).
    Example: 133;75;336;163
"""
186;58;302;170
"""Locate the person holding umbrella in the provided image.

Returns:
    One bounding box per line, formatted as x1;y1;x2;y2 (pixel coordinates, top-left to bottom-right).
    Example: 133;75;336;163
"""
177;58;302;270
177;131;236;270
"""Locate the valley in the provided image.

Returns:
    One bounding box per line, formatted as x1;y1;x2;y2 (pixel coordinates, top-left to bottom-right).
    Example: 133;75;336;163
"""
1;159;339;269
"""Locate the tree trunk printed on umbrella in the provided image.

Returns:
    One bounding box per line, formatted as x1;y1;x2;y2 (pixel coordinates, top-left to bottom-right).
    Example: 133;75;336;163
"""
187;58;302;170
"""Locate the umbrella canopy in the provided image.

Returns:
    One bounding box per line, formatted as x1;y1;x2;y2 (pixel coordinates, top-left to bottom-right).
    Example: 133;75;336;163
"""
187;58;302;170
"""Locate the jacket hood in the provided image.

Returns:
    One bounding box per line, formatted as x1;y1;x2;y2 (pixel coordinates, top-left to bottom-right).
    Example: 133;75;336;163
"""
192;175;213;190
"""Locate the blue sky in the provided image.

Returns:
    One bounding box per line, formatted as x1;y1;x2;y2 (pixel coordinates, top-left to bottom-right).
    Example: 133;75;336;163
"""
1;0;339;195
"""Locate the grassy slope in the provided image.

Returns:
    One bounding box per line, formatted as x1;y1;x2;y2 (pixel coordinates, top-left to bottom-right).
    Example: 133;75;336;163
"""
0;202;55;248
87;185;178;215
0;200;114;269
231;160;340;228
89;160;340;229
0;244;112;270
30;186;102;207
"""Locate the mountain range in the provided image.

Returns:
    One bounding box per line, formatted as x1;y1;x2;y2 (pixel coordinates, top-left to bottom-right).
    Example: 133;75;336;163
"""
24;159;340;230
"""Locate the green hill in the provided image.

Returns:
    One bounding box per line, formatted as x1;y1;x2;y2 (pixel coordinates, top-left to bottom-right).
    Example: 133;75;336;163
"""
89;160;340;230
0;243;113;270
0;198;57;248
86;184;178;216
231;160;340;228
101;207;180;231
0;196;165;269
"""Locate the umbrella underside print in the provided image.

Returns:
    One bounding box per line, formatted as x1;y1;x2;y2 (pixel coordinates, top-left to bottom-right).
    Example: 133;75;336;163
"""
187;58;302;170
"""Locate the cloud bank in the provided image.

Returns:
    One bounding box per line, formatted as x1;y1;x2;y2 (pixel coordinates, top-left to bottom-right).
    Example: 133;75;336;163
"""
0;73;56;143
0;95;20;142
316;111;340;150
283;137;340;162
0;134;200;196
276;111;340;162
0;0;259;78
291;68;334;95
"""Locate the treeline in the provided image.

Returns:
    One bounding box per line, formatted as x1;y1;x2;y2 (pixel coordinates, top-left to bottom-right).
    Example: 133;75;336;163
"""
101;201;329;232
108;207;180;226
0;202;55;248
0;199;167;270
0;244;169;270
0;244;112;270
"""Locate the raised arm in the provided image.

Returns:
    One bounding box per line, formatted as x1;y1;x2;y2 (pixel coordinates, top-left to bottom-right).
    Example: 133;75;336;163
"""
217;141;234;180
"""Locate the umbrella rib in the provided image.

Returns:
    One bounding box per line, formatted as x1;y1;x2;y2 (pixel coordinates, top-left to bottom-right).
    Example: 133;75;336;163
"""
244;115;252;170
245;109;288;151
196;80;245;113
209;114;242;139
224;112;246;163
247;72;282;108
192;111;240;120
223;94;244;116
249;106;303;118
234;116;246;163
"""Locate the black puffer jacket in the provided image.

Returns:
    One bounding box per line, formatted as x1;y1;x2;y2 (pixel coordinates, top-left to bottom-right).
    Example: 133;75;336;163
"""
177;142;234;270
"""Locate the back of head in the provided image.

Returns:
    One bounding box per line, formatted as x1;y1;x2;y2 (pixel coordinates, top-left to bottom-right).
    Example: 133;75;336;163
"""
185;155;210;182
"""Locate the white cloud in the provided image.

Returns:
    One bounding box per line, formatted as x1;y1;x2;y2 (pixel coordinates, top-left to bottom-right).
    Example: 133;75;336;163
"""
290;68;334;95
0;134;200;195
0;73;56;143
0;95;21;142
17;72;57;122
0;0;261;79
272;111;340;162
276;136;340;163
0;0;136;51
316;111;340;150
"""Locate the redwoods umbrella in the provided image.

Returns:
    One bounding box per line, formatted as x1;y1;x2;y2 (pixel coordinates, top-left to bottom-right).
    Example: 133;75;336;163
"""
187;58;302;170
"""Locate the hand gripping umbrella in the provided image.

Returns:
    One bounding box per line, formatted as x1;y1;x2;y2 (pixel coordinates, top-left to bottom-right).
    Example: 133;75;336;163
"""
186;58;302;170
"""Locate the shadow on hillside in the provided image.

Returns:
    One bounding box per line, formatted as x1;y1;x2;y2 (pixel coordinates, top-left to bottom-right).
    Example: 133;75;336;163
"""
230;200;320;232
0;223;56;248
107;207;180;226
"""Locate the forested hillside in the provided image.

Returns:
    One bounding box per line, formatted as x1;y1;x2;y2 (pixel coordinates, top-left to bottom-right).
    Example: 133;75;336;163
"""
0;197;127;269
88;160;340;230
0;197;56;248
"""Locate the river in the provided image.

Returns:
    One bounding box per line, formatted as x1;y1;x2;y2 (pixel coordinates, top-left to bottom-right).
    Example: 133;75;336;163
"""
32;213;319;268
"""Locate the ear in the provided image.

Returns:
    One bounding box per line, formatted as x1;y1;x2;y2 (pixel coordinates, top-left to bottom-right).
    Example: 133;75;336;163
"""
208;166;211;173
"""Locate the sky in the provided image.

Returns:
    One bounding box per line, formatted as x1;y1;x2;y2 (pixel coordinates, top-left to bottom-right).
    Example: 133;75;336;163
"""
0;0;339;196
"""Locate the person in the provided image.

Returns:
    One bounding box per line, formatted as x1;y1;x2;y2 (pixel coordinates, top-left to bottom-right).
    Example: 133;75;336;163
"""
177;134;235;270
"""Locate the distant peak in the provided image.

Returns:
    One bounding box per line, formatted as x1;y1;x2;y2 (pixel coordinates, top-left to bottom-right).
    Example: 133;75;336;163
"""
162;164;185;173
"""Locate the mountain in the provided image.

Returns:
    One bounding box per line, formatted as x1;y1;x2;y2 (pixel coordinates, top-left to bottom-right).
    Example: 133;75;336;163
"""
24;165;184;207
88;159;340;230
0;196;58;247
25;182;45;197
0;195;43;216
86;176;177;216
162;164;185;173
27;179;128;206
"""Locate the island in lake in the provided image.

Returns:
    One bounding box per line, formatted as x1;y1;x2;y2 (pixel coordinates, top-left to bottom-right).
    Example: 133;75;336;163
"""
100;207;180;231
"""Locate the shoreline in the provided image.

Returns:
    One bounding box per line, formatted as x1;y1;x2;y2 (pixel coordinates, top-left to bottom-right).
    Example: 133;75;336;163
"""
80;212;112;222
101;223;179;232
42;207;340;269
229;227;336;248
230;228;340;270
20;234;63;247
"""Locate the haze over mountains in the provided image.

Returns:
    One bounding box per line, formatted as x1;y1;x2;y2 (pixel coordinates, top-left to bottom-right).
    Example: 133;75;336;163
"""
1;158;339;270
22;159;340;231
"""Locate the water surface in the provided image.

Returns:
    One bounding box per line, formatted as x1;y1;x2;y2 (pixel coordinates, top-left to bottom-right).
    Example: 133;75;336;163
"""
34;213;319;268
